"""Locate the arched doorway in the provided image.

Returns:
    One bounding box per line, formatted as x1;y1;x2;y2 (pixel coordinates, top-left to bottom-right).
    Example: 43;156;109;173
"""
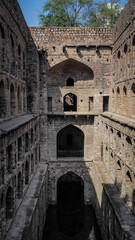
57;172;84;236
6;186;14;219
66;78;74;86
57;125;84;157
64;93;77;111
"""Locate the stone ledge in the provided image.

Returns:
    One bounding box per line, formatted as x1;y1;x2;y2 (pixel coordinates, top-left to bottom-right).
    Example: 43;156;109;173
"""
0;114;38;136
101;112;135;128
5;162;48;240
95;161;135;240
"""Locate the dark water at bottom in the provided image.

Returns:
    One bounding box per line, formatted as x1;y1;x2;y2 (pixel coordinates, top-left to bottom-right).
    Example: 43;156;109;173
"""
42;205;103;240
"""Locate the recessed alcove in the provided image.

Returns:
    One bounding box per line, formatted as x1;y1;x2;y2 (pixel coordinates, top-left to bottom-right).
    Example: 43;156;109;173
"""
57;125;84;157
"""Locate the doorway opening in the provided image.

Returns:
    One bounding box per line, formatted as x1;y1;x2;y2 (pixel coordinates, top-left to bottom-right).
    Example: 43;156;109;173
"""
57;172;84;236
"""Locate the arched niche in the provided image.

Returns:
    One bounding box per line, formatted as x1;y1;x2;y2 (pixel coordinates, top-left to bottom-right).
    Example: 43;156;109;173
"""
57;125;84;157
10;83;16;115
0;24;5;39
66;78;74;86
0;80;6;117
47;58;94;86
64;93;77;111
6;186;14;219
18;172;23;199
25;161;29;184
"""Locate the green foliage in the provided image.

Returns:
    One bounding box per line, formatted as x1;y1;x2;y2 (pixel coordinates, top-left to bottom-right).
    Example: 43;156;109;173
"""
89;0;122;27
39;0;93;27
39;0;123;27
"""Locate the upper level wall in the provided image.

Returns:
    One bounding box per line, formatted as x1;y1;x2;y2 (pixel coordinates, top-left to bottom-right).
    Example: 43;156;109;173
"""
30;27;113;48
113;0;135;45
109;0;135;117
1;0;28;42
113;0;135;82
0;0;40;118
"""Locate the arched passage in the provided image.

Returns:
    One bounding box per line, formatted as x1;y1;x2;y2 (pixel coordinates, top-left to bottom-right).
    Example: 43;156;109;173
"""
10;83;16;115
131;83;135;115
17;86;21;113
57;125;84;157
0;80;6;117
6;186;14;219
18;172;23;199
64;93;77;111
25;161;29;184
0;24;5;70
57;172;84;236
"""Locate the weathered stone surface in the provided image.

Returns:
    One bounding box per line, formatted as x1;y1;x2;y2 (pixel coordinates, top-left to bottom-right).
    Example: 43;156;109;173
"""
0;0;135;239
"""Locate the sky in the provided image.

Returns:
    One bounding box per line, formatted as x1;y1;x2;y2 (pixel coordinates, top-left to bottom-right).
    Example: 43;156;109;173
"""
17;0;128;27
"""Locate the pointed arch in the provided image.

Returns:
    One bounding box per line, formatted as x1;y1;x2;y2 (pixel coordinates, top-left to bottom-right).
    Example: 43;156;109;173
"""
64;93;77;111
25;161;29;184
17;85;21;113
57;125;84;157
0;24;5;39
131;83;135;96
57;172;84;236
6;186;14;219
10;83;16;115
116;160;122;193
126;170;133;205
18;172;23;199
0;80;6;117
23;86;26;112
0;24;5;70
131;83;135;115
47;58;94;86
10;35;15;75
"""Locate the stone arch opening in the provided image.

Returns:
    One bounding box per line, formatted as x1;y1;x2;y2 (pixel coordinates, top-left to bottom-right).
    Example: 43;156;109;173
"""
10;35;15;75
125;136;132;160
0;80;6;117
23;87;26;112
0;24;5;70
18;44;21;58
64;93;77;111
117;50;121;59
47;58;94;86
25;132;29;152
10;83;16;115
131;83;135;115
18;137;22;161
31;128;34;144
116;87;120;110
123;86;127;113
7;145;13;173
31;154;34;174
6;186;14;219
133;36;135;46
124;44;128;54
0;24;5;39
17;86;21;113
57;125;84;157
0;166;4;185
116;160;122;192
18;172;23;199
110;152;114;180
18;44;21;76
66;78;74;86
126;170;132;204
1;193;4;209
57;172;84;236
25;161;29;184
